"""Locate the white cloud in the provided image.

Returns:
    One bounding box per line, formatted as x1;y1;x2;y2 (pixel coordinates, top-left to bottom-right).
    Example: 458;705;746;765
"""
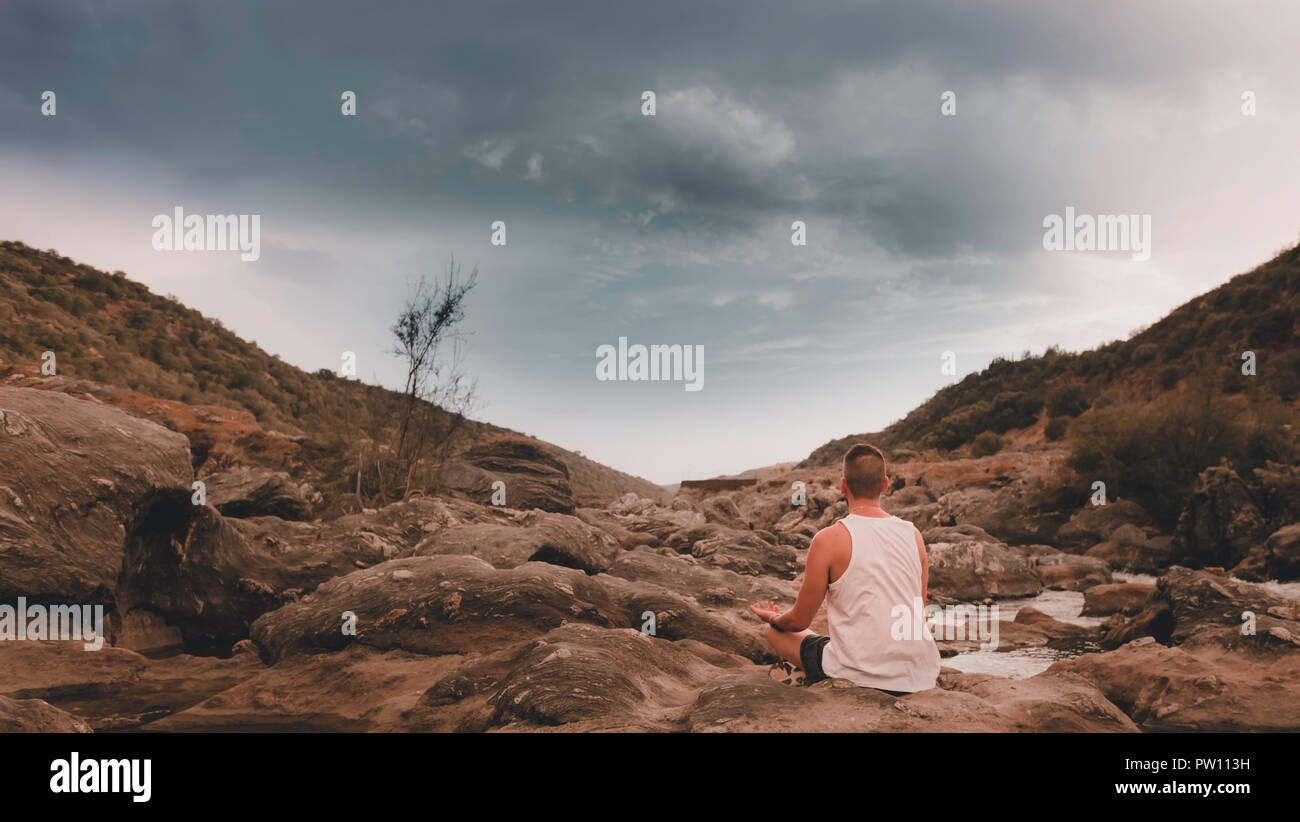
659;87;796;169
525;152;544;180
463;138;515;170
757;291;793;310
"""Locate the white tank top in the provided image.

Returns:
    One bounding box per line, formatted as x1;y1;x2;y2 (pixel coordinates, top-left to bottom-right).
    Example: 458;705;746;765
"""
821;514;940;692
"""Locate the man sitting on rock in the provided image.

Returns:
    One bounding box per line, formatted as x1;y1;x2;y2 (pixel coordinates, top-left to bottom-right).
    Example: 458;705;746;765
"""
750;443;939;694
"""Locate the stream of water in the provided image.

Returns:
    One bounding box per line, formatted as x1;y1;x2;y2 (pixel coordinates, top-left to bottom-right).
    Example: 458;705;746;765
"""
940;572;1300;679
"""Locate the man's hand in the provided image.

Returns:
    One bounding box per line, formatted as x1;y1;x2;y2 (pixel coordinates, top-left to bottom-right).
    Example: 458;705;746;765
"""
749;600;782;626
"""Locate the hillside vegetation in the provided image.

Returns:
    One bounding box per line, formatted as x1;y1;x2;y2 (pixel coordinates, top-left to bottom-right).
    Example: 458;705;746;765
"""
0;240;665;504
802;242;1300;527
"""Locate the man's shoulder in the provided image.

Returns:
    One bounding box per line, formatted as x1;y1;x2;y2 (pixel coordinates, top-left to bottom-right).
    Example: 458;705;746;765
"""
811;521;851;547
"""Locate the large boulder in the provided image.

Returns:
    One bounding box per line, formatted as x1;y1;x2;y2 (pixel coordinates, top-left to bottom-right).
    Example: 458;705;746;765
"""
1081;583;1154;617
932;483;1071;546
201;467;314;520
117;495;469;649
1171;466;1271;570
439;437;575;513
0;695;92;733
923;525;1043;601
607;549;795;607
1084;524;1172;574
0;387;192;602
249;554;768;665
689;530;799;579
1026;548;1113;591
414;623;741;732
1053;637;1300;731
1232;523;1300;583
697;495;747;529
1252;462;1300;526
1098;566;1300;649
1054;499;1152;552
415;511;618;574
1155;566;1300;647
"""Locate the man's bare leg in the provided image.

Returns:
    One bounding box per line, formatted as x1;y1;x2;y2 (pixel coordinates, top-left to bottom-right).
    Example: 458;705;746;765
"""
765;625;815;669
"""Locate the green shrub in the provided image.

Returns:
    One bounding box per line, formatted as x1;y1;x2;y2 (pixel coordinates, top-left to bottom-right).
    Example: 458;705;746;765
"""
1132;343;1158;365
1044;416;1070;441
1158;366;1180;390
1067;372;1293;528
970;431;1004;458
1046;384;1089;417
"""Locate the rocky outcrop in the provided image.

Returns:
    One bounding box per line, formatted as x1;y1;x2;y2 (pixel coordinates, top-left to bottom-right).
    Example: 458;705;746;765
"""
1232;523;1300;582
1097;566;1300;649
1081;583;1153;617
689;530;799;579
439;437;576;513
1084;524;1172;574
150;644;457;732
1053;637;1300;731
608;549;795;606
117;494;478;650
685;669;1136;733
0;387;192;602
0;695;93;733
1156;566;1300;647
249;554;768;665
932;483;1071;546
412;623;742;732
202;467;315;520
1026;547;1113;591
934;606;1095;655
1171;467;1272;570
1054;500;1152;551
415;510;617;574
0;639;263;730
923;525;1043;601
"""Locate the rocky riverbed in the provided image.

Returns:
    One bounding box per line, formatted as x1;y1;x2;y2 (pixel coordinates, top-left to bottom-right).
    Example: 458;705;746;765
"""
3;384;1299;733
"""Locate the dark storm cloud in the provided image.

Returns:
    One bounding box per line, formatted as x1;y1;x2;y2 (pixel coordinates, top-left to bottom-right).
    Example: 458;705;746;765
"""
3;0;1297;481
3;0;1276;254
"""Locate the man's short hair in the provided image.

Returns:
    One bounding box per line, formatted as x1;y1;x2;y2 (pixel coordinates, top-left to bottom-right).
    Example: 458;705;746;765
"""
843;443;887;499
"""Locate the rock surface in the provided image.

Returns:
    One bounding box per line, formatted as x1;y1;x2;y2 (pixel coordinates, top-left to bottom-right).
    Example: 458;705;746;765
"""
923;525;1043;600
0;695;93;733
1232;523;1300;582
439;437;576;513
1053;638;1300;731
0;387;192;602
1171;467;1272;570
1081;583;1154;617
203;467;315;520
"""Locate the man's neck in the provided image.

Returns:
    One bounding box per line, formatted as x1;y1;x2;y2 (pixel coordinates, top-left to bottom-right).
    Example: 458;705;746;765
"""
848;501;887;517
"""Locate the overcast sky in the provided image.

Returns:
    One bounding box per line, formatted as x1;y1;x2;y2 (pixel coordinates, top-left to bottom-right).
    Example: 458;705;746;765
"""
3;1;1299;483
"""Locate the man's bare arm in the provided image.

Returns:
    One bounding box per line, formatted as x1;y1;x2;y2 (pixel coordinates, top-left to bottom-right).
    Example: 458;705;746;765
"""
914;526;929;604
769;528;835;632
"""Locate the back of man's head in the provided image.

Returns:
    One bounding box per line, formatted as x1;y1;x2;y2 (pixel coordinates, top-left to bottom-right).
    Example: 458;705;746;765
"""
843;443;887;501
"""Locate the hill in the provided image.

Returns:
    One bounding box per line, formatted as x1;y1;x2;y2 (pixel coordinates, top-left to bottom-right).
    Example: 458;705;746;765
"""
0;240;666;506
803;241;1300;468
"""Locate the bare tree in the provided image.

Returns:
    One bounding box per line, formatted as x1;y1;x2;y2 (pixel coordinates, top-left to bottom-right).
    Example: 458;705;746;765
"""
388;257;478;501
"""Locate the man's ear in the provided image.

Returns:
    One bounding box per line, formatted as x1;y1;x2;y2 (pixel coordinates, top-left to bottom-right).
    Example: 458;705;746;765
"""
881;475;889;497
840;477;850;500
